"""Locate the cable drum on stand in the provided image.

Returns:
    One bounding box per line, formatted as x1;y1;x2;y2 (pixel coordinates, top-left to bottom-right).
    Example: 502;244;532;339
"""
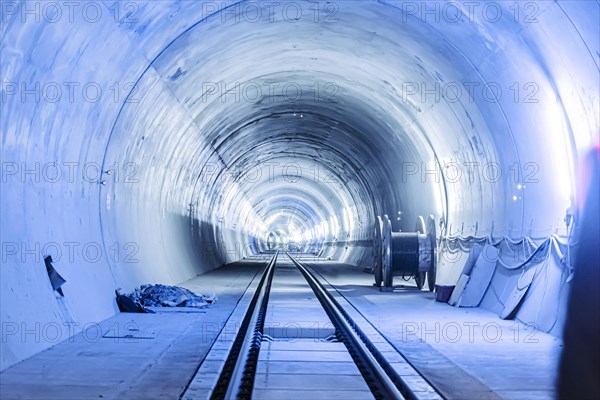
414;216;427;290
425;215;437;291
381;214;393;289
381;215;437;292
373;216;384;287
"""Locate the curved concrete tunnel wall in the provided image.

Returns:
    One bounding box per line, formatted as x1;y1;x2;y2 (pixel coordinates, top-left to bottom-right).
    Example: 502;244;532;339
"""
1;1;598;370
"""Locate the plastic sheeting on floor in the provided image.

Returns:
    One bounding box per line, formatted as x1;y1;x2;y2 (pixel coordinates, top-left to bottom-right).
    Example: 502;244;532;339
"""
116;284;216;313
440;235;571;335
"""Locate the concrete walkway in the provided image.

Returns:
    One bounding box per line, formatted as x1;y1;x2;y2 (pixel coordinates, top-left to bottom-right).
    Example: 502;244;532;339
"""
307;261;561;400
0;261;264;400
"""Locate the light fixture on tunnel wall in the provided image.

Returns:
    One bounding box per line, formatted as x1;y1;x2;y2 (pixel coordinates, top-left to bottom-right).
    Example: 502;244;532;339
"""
373;215;437;292
397;211;402;222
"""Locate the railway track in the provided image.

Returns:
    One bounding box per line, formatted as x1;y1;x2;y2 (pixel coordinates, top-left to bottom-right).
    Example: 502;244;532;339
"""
182;252;442;400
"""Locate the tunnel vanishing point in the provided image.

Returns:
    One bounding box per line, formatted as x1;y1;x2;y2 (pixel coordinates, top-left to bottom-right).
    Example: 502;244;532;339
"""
1;1;599;399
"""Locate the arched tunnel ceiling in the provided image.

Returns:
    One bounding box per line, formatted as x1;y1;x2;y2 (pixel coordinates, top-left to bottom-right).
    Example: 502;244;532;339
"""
98;0;598;260
29;0;588;280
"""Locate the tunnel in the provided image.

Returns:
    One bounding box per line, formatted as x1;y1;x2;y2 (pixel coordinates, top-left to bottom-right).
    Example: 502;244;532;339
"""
1;1;599;399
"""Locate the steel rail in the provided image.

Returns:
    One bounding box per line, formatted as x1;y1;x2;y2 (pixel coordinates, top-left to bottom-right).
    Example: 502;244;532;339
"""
210;252;278;400
212;251;426;399
287;253;419;400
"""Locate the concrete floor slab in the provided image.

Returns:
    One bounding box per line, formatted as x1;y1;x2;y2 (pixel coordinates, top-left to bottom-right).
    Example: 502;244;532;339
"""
308;261;561;400
265;262;334;340
0;262;263;400
258;349;353;363
263;340;347;352
252;389;374;399
256;360;363;375
254;373;369;390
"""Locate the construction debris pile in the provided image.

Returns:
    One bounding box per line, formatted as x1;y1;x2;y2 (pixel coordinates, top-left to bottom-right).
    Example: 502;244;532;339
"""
116;284;216;313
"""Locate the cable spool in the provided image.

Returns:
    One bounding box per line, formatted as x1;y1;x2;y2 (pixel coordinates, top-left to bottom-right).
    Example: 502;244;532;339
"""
414;216;427;290
381;214;437;291
426;215;437;291
372;216;384;287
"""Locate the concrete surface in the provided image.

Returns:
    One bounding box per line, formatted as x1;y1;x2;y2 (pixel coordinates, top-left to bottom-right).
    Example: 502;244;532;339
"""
0;261;264;400
254;257;372;399
307;261;561;400
254;341;373;400
265;260;335;339
0;258;563;399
